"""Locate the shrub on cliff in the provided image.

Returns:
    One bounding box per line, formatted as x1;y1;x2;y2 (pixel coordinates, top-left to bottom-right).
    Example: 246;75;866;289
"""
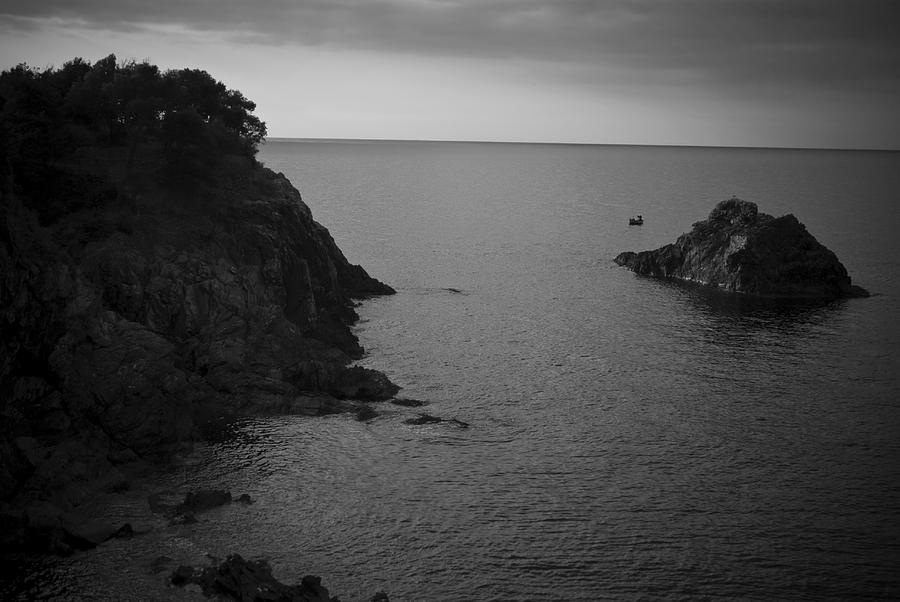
0;54;268;220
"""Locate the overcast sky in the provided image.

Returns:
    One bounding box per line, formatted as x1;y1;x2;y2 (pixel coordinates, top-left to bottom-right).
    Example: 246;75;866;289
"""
2;0;899;149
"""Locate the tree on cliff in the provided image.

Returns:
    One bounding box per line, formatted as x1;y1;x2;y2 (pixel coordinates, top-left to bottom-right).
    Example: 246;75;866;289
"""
0;55;268;219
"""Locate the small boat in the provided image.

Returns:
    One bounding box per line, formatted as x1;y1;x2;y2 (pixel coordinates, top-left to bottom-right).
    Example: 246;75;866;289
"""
629;215;644;226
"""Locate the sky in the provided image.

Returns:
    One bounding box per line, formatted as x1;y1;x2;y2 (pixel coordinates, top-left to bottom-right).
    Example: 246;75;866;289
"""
1;1;899;149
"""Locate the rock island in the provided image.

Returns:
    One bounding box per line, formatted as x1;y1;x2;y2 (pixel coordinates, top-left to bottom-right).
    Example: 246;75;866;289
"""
615;198;869;299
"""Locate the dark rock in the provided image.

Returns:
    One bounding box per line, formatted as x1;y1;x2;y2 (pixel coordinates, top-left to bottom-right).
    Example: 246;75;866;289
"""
170;564;197;586
170;553;342;601
390;398;426;407
24;500;63;531
404;414;443;426
147;492;178;515
179;489;232;513
614;198;869;299
150;555;174;574
371;593;391;602
355;406;380;421
9;502;133;553
16;439;122;510
404;413;469;428
104;477;131;493
328;366;401;401
152;489;252;519
0;436;32;504
111;522;134;539
19;501;66;554
0;504;27;549
59;513;120;548
170;512;199;525
300;576;336;602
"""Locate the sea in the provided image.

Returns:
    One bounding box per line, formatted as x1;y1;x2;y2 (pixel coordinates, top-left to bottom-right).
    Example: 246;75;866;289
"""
8;141;900;601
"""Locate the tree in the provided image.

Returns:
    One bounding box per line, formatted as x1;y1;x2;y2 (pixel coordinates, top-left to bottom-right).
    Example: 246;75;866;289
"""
1;55;269;212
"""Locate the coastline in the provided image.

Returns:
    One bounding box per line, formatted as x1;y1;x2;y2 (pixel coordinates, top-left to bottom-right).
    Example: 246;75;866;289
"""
0;58;403;600
0;163;398;599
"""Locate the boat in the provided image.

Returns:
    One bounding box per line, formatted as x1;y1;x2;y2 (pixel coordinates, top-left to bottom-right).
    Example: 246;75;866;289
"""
629;215;644;226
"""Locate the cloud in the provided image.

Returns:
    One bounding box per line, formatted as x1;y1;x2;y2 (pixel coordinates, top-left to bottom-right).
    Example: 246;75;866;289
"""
3;0;899;148
2;0;899;92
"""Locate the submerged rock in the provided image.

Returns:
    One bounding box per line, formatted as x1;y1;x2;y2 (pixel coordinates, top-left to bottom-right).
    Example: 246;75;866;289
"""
169;513;198;526
179;489;232;513
404;413;469;428
148;489;253;520
390;398;427;407
614;198;869;299
355;406;380;421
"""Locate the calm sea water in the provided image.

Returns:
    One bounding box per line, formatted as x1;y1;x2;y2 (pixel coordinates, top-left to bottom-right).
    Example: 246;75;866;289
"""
9;141;900;601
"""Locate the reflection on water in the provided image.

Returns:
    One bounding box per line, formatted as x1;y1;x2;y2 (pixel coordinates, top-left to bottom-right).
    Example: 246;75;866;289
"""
656;277;843;329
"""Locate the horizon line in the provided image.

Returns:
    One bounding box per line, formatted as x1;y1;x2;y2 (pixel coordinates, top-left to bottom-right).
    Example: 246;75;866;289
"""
263;137;898;153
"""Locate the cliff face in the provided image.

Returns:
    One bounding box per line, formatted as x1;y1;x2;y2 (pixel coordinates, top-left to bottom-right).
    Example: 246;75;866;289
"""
0;166;396;508
614;198;869;299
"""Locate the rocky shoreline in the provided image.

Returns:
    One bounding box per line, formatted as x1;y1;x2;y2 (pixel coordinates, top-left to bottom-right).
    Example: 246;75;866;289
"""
0;57;473;600
0;163;402;598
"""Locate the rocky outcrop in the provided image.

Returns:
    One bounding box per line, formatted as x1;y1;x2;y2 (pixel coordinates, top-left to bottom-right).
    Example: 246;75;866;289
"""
0;165;396;529
614;198;869;299
0;499;134;556
146;489;254;525
170;554;347;602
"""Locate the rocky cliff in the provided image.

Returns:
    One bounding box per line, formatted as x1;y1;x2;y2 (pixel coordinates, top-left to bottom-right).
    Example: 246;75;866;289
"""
0;165;397;520
614;198;869;299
